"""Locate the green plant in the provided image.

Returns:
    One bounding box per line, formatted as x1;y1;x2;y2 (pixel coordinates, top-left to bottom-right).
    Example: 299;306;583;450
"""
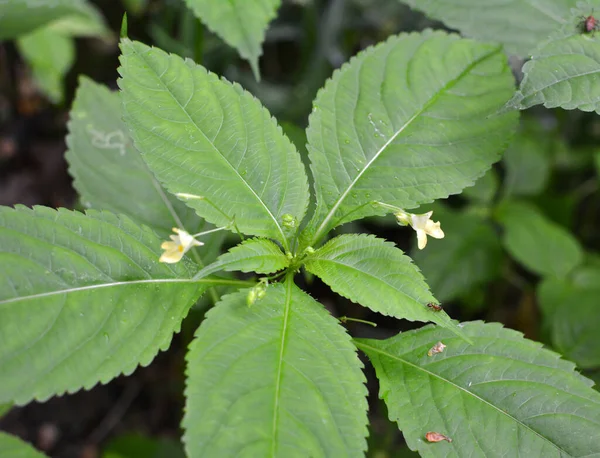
2;0;600;457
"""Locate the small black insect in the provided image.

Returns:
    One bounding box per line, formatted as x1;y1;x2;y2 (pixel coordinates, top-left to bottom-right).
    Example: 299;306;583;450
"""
426;302;443;312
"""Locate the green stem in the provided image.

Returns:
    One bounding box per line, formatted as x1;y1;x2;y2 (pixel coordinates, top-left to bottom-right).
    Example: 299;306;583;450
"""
339;316;377;327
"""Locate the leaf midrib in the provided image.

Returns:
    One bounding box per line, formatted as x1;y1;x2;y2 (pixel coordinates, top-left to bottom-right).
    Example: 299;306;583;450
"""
0;278;212;306
355;341;569;455
309;45;503;245
129;43;288;249
270;275;293;457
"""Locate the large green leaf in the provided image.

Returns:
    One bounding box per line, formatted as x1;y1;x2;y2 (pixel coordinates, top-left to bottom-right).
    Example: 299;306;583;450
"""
183;0;281;79
304;234;462;335
356;321;600;457
0;0;108;40
396;0;572;57
0;206;207;404
118;39;309;252
538;266;600;368
183;281;368;457
411;207;503;302
302;30;518;246
196;238;288;278
509;3;600;113
17;27;74;104
66;77;205;241
497;200;583;277
0;432;47;458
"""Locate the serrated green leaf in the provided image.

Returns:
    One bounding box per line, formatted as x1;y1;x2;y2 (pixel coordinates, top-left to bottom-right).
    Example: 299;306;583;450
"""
411;207;503;302
497;200;583;277
304;234;464;337
538;266;600;368
356;321;600;457
0;206;207;404
396;0;572;57
16;27;74;104
303;30;518;246
196;238;288;278
66;77;208;243
0;0;108;40
183;281;368;458
0;432;47;458
183;0;281;79
509;2;600;113
118;39;309;252
461;167;499;204
503;130;551;197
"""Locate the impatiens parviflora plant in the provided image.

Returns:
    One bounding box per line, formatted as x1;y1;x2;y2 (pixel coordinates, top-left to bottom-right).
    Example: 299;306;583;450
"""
2;30;600;458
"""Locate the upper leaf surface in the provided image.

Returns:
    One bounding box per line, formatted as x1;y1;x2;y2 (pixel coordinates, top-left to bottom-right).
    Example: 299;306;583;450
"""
411;206;503;302
196;238;288;277
496;200;583;277
183;0;281;79
183;281;368;458
118;39;309;251
509;3;600;113
0;206;205;404
356;321;600;457
66;77;204;241
303;30;518;245
304;234;463;337
0;0;108;39
0;432;47;458
538;266;600;368
396;0;572;57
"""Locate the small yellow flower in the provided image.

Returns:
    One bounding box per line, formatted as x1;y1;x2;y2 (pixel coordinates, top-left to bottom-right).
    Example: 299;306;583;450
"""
159;228;203;263
410;211;444;250
393;209;444;250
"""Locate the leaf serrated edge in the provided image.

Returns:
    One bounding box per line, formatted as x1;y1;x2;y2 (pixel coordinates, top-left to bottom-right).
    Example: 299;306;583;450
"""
306;29;518;245
117;39;310;249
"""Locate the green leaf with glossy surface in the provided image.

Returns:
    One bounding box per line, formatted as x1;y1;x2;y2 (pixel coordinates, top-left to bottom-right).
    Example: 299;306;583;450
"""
0;206;206;404
0;0;108;39
183;281;368;457
412;207;502;302
17;27;74;104
118;39;309;252
396;0;572;57
183;0;281;78
0;433;47;458
304;234;462;335
509;3;600;113
196;238;288;277
66;77;206;242
497;200;583;277
303;30;518;245
538;266;600;368
357;321;600;457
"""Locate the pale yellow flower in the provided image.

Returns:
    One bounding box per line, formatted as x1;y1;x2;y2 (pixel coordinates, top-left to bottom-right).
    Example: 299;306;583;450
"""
410;211;444;250
159;228;203;263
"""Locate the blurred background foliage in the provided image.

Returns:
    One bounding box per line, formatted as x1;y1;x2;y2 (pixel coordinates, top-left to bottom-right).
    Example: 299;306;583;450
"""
1;0;600;457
